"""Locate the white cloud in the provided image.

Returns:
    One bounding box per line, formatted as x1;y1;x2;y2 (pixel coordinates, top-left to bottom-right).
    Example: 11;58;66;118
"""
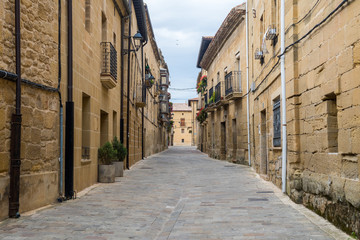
145;0;246;102
154;28;200;49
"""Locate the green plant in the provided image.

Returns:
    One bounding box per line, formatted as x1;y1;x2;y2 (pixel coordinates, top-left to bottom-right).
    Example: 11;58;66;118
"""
98;142;117;165
196;107;208;124
209;91;215;103
112;137;127;162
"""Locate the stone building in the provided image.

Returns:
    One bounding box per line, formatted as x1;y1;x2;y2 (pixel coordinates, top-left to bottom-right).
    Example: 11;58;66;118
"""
142;4;171;157
188;98;199;147
198;5;248;162
0;0;170;221
197;0;360;236
172;103;192;146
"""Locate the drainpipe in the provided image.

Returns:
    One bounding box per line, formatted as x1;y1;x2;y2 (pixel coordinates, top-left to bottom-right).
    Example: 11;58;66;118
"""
120;17;125;144
9;0;22;218
126;0;132;169
280;0;287;193
120;2;129;145
58;0;64;198
245;1;251;167
141;39;148;159
65;0;74;199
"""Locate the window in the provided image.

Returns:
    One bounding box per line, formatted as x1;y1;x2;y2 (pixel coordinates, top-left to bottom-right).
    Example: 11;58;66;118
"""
113;33;116;49
182;139;184;143
180;118;185;127
85;0;91;32
271;0;280;32
113;111;117;139
100;110;109;146
273;98;281;147
181;129;184;134
101;12;107;42
82;94;91;159
326;94;338;152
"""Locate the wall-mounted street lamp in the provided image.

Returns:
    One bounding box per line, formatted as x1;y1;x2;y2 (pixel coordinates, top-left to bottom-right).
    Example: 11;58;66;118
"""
122;31;143;55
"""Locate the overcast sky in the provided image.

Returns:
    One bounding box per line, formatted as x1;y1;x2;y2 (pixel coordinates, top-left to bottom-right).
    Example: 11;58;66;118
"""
145;0;246;103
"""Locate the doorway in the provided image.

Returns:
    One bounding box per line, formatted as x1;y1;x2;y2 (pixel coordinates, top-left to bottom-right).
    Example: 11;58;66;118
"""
221;122;226;159
260;110;267;175
232;119;237;161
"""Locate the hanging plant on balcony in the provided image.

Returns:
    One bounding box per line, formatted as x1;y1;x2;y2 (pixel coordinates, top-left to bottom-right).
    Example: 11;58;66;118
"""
197;75;207;94
196;107;208;124
209;91;215;104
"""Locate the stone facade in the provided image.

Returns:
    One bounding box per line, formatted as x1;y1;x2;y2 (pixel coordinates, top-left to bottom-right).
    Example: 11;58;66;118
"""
188;98;199;146
197;0;360;236
0;0;60;220
172;103;192;146
0;0;170;221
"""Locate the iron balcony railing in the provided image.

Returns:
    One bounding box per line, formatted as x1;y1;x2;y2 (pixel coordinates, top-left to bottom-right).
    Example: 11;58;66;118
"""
215;82;221;103
209;87;213;104
225;71;241;96
204;92;208;108
100;42;117;81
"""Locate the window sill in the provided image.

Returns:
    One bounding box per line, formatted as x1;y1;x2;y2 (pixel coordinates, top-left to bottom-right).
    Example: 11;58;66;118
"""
81;159;92;165
270;147;282;151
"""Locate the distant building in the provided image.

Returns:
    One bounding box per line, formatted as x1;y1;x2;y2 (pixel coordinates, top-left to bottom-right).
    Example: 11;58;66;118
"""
188;98;199;147
172;103;192;146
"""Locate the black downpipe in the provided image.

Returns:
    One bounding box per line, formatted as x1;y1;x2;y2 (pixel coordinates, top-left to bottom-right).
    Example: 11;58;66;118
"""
141;39;148;159
141;44;144;159
65;0;74;199
126;0;132;169
9;0;22;218
120;17;125;144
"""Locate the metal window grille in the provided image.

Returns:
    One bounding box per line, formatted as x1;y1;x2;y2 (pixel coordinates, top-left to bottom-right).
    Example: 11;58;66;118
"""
100;42;117;81
204;92;208;108
273;99;281;147
82;146;90;159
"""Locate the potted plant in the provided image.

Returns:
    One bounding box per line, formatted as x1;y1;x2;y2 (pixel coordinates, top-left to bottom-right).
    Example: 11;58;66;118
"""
112;137;127;177
98;142;117;183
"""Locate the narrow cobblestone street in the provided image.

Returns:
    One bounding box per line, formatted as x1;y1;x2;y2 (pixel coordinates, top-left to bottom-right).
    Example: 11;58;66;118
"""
0;147;349;240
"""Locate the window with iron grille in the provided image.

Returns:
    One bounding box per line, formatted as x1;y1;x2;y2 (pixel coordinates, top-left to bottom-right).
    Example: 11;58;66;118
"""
273;98;281;147
100;42;117;81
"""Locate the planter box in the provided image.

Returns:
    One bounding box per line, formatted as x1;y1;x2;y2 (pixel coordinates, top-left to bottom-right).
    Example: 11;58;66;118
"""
113;161;124;177
98;164;115;183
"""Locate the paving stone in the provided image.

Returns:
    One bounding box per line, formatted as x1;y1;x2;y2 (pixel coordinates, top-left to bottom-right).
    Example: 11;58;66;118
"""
0;147;349;239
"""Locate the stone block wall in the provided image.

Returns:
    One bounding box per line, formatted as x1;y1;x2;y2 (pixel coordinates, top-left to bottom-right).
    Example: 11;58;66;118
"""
288;0;360;235
0;0;59;220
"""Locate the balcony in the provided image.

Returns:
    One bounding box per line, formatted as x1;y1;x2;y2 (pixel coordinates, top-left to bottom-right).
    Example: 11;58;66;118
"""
159;100;169;123
215;82;221;103
100;42;117;89
160;68;170;87
225;71;242;100
206;87;215;112
204;92;208;108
